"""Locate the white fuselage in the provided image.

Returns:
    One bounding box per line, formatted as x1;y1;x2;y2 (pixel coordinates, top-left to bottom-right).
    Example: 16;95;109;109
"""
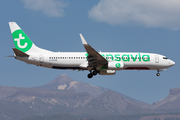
16;52;175;71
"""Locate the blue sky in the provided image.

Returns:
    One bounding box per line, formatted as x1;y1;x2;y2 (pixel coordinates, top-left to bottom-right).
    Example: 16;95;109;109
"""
1;0;179;104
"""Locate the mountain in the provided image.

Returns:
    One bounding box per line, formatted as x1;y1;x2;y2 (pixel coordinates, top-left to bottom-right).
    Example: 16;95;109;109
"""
152;87;180;112
37;74;151;108
0;87;93;120
0;74;180;120
74;90;152;117
0;85;20;100
0;74;154;120
37;74;108;97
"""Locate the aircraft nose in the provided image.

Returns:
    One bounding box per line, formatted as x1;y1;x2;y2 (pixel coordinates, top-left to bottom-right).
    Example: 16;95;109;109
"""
169;60;175;66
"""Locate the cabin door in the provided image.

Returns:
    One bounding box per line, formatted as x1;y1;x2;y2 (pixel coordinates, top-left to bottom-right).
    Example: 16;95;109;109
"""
39;54;44;63
155;55;159;63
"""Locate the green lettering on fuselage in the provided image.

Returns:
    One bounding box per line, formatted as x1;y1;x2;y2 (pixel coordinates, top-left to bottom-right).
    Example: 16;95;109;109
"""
142;55;150;62
115;54;121;61
85;53;88;60
122;54;130;61
138;53;141;62
131;54;137;62
106;54;114;60
85;53;150;62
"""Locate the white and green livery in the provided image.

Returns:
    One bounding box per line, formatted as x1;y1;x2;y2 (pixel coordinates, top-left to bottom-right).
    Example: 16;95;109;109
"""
9;22;175;78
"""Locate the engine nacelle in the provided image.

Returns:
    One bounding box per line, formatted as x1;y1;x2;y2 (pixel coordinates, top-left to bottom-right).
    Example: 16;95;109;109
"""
108;61;124;70
99;70;116;75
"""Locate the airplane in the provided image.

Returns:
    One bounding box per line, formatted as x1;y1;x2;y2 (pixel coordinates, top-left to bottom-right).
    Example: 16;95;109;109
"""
9;22;175;78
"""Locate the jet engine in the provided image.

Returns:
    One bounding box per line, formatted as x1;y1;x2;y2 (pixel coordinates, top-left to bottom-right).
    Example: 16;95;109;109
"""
108;61;124;70
99;70;116;75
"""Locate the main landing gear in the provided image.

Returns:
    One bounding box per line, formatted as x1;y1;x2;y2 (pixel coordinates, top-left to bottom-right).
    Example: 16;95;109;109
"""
87;70;99;79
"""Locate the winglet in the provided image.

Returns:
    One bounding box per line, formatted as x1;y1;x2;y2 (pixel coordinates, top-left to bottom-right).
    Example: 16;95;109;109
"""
80;34;88;45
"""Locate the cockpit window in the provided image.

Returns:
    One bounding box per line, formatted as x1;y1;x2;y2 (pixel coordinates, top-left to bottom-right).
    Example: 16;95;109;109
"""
163;57;168;60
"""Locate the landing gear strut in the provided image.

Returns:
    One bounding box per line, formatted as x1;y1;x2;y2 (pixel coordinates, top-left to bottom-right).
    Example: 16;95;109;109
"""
156;70;160;76
93;70;98;76
87;68;99;78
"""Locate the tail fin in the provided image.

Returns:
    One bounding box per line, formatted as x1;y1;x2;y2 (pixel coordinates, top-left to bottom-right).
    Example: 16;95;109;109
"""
9;22;52;54
9;22;34;53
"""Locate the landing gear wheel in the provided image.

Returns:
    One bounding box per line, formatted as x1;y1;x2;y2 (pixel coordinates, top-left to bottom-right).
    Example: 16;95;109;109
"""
156;73;160;76
88;73;93;78
93;70;97;76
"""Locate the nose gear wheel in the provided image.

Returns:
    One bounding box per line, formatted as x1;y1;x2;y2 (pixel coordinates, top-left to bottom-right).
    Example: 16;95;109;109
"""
156;70;160;76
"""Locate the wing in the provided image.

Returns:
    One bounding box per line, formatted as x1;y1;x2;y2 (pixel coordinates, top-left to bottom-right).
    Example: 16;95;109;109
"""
80;34;108;70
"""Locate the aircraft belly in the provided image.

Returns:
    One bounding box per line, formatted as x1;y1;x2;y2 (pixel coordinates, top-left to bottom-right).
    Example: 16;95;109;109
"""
49;60;85;70
124;61;169;70
124;62;153;70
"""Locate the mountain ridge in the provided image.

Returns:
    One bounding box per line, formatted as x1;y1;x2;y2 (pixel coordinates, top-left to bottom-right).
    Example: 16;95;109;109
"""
152;87;180;111
0;74;179;120
37;74;108;97
37;74;151;108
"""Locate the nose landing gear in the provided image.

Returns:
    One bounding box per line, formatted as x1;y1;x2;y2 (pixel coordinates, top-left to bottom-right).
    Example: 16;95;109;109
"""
156;73;160;76
156;70;160;76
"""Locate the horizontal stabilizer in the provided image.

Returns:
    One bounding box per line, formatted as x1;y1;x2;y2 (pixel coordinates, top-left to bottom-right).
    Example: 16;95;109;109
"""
5;55;14;57
13;48;29;57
